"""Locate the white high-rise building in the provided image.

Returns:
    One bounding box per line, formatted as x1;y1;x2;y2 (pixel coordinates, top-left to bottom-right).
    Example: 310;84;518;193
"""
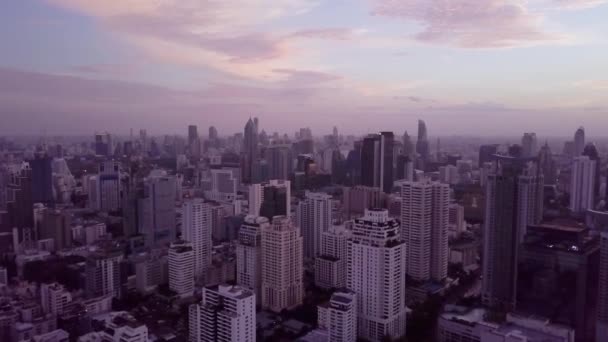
236;215;267;300
182;199;213;278
318;290;357;342
189;284;256;342
85;250;123;298
248;179;291;217
40;282;72;315
570;155;596;214
347;209;407;341
261;216;303;313
315;222;352;290
168;240;194;298
296;191;332;259
397;180;450;282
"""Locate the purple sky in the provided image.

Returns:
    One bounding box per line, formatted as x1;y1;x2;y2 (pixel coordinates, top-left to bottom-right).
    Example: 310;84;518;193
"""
1;0;607;136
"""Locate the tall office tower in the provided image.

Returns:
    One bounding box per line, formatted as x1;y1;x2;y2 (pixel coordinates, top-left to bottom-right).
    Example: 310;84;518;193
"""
40;282;72;315
315;223;352;290
89;161;122;212
243;118;259;184
416;120;430;162
521;132;538;158
236;216;267;300
168;240;194;298
482;155;543;311
261;216;303;313
317;290;357;342
538;142;557;185
478;144;499;168
397;180;450;282
7;167;34;243
347;209;407;341
208;126;218;142
182;199;213;279
29;153;54;206
266;144;292;180
85;249;123;298
598;228;608;341
395;155;414;182
342;185;383;220
570;155;596;214
574;126;585;156
189;284;255;342
402;131;414;157
203;168;238;202
248;180;291;219
188;124;198;146
296;191;332;259
360;132;394;193
138;172;176;247
94;132;112;156
583;143;602;202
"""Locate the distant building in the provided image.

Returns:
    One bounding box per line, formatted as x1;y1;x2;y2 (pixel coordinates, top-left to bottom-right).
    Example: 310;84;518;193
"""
248;180;291;219
570;156;596;214
85;250;123;299
236;215;267;300
138;171;176;247
342;186;382;220
315;223;352;290
361;132;394;193
182;199;213;279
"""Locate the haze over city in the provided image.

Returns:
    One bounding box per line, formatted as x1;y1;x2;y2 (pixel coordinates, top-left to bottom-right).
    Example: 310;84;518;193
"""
2;0;608;135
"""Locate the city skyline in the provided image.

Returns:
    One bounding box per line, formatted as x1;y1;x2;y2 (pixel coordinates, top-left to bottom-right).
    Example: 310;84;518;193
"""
1;1;608;135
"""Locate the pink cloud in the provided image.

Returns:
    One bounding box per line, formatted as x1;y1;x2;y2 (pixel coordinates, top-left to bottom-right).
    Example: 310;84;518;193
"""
289;28;359;40
554;0;608;9
70;63;135;76
371;0;563;48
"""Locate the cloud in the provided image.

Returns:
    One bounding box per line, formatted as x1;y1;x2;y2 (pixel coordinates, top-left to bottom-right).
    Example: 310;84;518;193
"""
289;28;361;40
69;63;135;76
45;0;319;78
371;0;563;48
573;80;608;90
553;0;608;9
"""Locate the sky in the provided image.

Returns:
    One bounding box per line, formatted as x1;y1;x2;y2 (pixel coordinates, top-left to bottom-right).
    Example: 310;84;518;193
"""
1;0;607;136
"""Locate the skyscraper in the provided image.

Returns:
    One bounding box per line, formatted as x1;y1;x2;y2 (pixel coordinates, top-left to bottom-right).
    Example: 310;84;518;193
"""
236;215;267;300
296;191;332;259
248;180;291;219
261;216;303;313
347;209;407;341
570;155;596;214
188;125;198;147
182;199;212;279
574;126;585;156
168;240;194;298
521;132;538;158
582;143;601;202
397;180;450;282
360;132;394;193
538;142;556;185
243;118;259;184
189;284;256;342
482;155;543;311
29;152;54;206
266;144;292;180
85;249;123;298
402;131;414;157
90;161;122;212
416;120;430;164
478;144;499;168
138;171;176;247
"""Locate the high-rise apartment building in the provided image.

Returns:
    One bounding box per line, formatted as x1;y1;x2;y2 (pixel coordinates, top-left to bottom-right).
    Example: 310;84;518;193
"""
85;250;123;299
521;132;538;158
182;199;213;279
347;209;407;341
266;144;292;181
261;216;303;313
189;284;256;342
40;282;72;316
482;155;543;311
342;186;382;220
570;155;596;214
317;290;357;342
397;180;450;282
315;223;352;290
478;144;499;168
296;191;332;259
236;215;267;300
168;240;194;298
